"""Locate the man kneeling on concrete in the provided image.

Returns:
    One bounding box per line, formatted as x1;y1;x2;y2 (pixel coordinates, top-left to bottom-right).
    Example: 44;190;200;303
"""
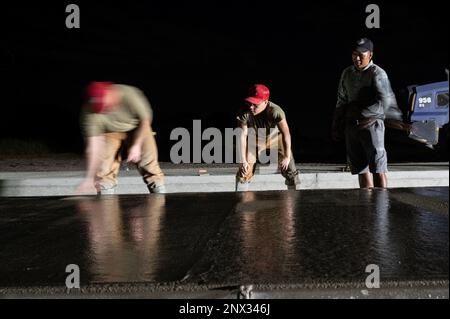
77;82;165;194
236;84;300;191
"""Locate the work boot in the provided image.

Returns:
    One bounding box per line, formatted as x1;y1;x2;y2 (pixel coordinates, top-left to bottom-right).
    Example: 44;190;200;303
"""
285;174;300;190
96;185;117;195
148;184;166;194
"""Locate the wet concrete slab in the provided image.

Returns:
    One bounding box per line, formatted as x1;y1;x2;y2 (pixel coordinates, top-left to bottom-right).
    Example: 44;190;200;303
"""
0;187;448;297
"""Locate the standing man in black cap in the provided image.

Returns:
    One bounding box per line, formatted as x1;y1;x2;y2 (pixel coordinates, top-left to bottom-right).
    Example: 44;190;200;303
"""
332;38;404;188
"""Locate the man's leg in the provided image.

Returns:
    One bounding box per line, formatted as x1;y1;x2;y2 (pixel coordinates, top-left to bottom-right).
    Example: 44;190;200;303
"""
276;134;300;188
365;120;388;188
283;154;300;188
373;173;387;188
95;132;125;194
345;124;371;188
358;172;374;188
138;127;165;193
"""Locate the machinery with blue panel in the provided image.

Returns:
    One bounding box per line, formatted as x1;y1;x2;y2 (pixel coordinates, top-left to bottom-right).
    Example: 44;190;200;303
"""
407;80;449;146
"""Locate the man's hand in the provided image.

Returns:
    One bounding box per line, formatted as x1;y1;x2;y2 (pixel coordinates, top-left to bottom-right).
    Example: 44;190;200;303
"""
384;119;411;132
240;160;250;175
76;179;97;194
279;156;291;172
127;144;142;163
357;117;377;129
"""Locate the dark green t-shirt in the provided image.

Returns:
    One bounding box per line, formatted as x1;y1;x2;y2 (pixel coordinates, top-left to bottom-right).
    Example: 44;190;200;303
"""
237;101;286;130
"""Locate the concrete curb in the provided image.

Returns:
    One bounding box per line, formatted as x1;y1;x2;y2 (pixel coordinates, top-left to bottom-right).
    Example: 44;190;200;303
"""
0;163;448;197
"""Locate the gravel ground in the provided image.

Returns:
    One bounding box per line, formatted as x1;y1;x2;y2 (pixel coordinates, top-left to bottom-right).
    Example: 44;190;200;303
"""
0;155;85;172
0;155;241;172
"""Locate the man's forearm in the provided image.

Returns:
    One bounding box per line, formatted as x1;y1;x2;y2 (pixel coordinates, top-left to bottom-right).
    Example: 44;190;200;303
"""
85;136;104;178
132;119;150;148
85;148;99;178
282;133;291;159
239;133;248;163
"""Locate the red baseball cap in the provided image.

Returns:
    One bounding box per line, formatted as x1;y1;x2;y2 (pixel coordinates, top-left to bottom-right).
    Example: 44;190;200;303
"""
245;84;270;104
86;81;113;113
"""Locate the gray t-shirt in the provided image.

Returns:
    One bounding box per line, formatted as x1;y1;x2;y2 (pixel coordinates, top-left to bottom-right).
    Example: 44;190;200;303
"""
336;61;403;121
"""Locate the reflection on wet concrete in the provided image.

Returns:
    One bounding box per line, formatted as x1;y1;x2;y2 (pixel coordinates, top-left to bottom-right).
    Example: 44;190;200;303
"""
76;196;166;282
0;188;447;288
0;193;234;286
195;188;448;285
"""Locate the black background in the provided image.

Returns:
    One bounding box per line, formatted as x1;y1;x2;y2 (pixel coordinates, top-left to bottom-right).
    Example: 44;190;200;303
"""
1;1;448;162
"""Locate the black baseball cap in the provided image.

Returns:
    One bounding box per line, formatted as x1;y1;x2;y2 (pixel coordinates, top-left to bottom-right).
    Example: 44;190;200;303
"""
354;38;374;53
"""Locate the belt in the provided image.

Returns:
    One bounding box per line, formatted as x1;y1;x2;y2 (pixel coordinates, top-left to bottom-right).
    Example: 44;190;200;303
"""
346;117;378;128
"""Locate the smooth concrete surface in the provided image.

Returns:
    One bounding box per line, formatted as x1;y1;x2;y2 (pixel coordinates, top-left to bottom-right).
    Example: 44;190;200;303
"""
0;163;448;197
1;282;447;299
0;187;448;298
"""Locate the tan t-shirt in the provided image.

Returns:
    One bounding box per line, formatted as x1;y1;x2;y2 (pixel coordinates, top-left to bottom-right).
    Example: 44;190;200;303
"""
81;84;152;137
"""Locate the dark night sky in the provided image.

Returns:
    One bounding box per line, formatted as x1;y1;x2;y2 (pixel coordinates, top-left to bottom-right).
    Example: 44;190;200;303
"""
1;1;448;162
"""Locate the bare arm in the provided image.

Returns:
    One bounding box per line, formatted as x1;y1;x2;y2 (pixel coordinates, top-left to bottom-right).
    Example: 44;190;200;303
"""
238;122;248;163
76;135;105;193
277;119;291;159
85;136;105;178
277;119;292;171
127;118;150;163
236;122;252;175
133;119;150;147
